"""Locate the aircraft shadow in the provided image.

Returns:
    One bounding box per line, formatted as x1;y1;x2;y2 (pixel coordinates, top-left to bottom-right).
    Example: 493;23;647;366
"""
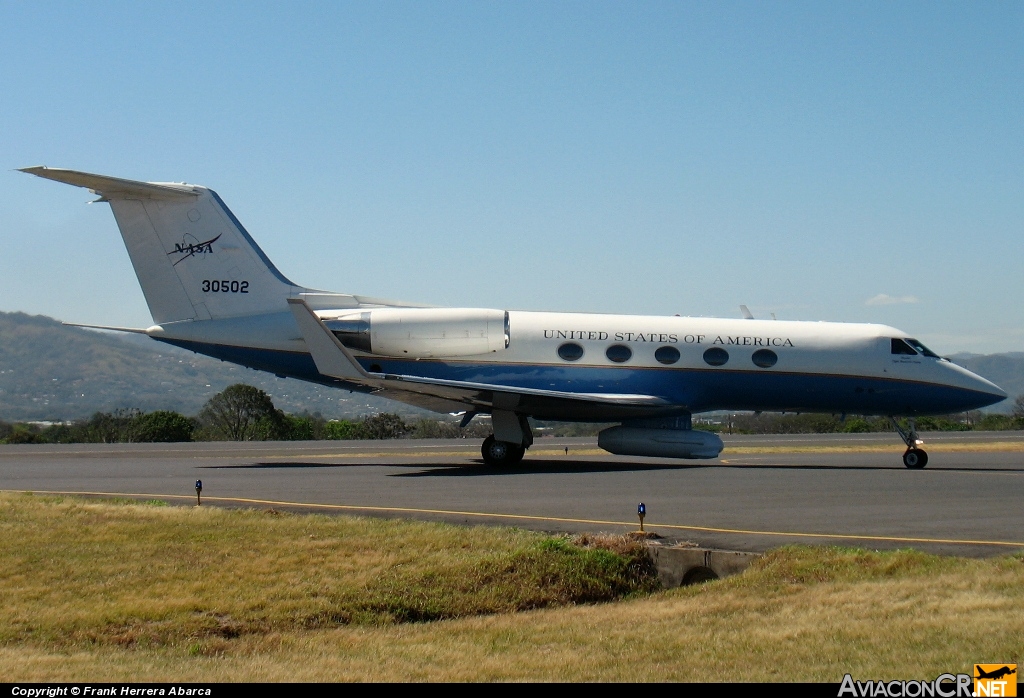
199;461;383;470
200;460;1024;475
394;460;1024;477
200;459;695;474
389;459;702;477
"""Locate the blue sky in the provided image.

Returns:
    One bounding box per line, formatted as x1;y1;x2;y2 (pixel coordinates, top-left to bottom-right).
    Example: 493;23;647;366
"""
2;1;1022;353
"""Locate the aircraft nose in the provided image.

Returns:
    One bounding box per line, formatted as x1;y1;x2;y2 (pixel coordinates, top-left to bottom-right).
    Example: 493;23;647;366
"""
959;365;1007;408
981;380;1008;403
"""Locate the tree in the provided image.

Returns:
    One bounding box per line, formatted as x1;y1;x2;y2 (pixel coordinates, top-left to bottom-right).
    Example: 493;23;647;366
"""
410;419;464;439
3;426;43;444
1007;395;1024;427
359;413;410;440
322;420;362;440
133;411;194;442
196;384;286;441
85;409;140;443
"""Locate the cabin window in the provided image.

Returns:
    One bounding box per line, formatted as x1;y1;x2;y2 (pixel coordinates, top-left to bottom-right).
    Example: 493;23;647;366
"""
751;349;778;368
605;344;632;363
655;346;680;365
890;338;918;356
904;338;940;358
703;347;729;366
557;342;585;362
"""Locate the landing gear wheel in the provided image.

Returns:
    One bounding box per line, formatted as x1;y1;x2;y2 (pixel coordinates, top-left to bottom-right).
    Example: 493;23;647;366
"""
481;435;525;467
903;448;928;469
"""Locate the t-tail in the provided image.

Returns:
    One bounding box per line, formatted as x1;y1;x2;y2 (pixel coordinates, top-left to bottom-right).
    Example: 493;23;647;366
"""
19;167;417;358
20;166;304;324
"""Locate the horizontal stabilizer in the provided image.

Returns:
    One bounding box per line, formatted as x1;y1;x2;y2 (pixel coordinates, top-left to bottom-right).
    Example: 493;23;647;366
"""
63;322;151;335
19;166;197;201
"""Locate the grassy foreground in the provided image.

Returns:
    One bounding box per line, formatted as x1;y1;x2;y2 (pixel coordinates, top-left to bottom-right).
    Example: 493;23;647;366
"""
1;493;1022;681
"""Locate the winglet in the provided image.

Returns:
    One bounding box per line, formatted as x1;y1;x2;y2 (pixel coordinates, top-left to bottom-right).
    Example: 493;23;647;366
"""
287;298;375;381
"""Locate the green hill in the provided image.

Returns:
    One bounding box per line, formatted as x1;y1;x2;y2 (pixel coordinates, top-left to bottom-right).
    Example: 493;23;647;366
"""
0;312;430;422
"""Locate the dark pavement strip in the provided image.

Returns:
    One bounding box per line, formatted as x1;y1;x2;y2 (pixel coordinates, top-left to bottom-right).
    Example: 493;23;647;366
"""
1;434;1021;557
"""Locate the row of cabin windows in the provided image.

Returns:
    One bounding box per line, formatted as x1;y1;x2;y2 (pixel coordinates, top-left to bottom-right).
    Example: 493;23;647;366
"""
558;337;939;365
556;342;778;368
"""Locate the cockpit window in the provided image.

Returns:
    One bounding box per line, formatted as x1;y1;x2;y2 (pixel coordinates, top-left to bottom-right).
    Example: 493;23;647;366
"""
891;338;918;355
904;338;940;358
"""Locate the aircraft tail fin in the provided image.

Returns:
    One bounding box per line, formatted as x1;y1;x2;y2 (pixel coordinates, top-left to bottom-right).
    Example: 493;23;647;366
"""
21;166;302;324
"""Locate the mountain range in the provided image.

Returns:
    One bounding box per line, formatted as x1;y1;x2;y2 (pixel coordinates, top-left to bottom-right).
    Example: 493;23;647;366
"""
0;311;431;422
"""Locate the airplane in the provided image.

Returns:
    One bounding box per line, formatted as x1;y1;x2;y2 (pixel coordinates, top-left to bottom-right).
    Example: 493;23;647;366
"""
975;666;1016;681
20;166;1008;468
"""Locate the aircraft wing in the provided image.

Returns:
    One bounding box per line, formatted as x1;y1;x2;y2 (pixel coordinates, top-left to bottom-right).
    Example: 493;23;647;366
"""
287;299;676;420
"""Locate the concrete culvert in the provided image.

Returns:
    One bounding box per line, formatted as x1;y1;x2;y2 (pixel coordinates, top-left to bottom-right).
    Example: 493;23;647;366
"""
681;566;719;586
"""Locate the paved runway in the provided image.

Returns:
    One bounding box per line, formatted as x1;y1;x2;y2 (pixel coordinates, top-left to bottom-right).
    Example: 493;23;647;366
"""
1;432;1022;557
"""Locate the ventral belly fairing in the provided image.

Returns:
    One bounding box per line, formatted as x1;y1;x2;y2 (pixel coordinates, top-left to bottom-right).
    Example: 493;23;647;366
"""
22;167;1007;469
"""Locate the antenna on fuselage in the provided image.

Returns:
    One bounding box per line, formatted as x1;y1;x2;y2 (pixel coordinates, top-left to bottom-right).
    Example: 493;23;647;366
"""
740;305;754;320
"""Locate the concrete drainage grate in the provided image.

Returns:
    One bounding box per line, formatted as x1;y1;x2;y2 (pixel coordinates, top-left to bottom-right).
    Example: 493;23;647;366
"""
646;542;761;587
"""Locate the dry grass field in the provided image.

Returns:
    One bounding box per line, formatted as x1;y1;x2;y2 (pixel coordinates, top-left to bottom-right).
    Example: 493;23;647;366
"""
1;492;1022;681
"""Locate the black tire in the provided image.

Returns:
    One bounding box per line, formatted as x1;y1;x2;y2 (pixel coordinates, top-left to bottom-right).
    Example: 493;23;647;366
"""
481;435;525;466
903;448;928;469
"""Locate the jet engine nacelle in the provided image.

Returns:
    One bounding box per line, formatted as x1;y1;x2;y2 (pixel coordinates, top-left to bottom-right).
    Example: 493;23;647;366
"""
598;426;724;459
324;308;509;359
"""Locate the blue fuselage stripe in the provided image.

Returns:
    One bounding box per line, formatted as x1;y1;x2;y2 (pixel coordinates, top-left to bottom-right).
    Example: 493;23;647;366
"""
155;339;1003;417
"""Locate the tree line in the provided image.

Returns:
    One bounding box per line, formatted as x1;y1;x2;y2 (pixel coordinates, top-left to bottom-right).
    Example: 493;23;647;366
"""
0;384;489;444
1;384;1022;444
707;407;1024;435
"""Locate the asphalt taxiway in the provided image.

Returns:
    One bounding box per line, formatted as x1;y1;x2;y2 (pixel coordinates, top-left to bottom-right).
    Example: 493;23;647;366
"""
1;432;1022;557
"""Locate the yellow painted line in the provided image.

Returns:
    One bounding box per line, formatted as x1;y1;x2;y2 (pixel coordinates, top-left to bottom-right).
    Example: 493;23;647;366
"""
12;489;1024;549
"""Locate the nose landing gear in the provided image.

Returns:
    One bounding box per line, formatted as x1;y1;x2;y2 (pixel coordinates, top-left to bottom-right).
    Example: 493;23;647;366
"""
902;448;928;469
891;417;928;469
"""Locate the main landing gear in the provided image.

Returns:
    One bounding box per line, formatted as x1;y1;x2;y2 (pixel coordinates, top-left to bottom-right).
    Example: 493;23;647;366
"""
481;435;526;467
891;417;928;469
480;410;533;467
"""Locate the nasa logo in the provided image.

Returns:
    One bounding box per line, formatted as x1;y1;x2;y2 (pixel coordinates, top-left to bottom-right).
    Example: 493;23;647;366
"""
168;233;221;266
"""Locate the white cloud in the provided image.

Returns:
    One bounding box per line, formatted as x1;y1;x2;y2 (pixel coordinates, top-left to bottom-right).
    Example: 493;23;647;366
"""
865;294;920;306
